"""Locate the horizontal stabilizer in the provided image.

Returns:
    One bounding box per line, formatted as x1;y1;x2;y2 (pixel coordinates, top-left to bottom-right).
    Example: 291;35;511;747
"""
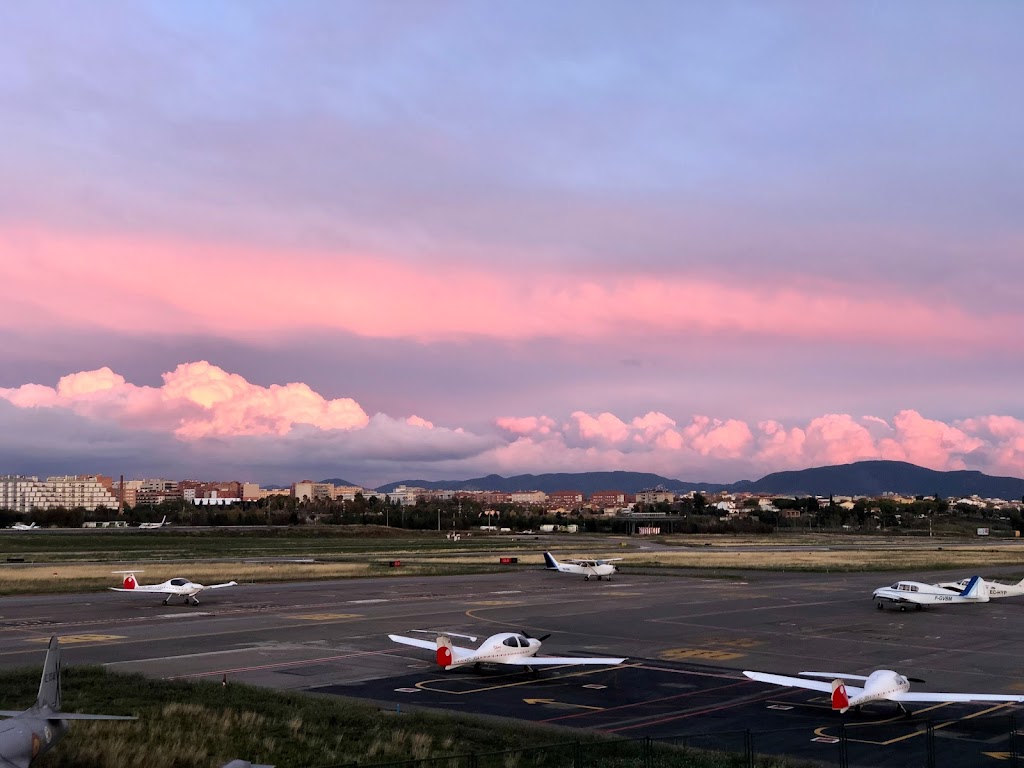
801;672;869;681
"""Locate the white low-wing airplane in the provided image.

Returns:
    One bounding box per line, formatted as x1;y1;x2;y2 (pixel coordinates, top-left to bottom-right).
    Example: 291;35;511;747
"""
936;576;1024;598
872;574;988;610
388;630;626;671
10;522;39;530
138;515;168;529
744;668;1024;715
543;552;622;581
109;571;238;605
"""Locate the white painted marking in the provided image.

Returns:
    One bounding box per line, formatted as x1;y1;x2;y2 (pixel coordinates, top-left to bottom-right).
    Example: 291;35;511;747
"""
583;684;607;690
347;599;388;604
767;704;793;711
156;612;211;619
490;590;522;595
394;687;420;693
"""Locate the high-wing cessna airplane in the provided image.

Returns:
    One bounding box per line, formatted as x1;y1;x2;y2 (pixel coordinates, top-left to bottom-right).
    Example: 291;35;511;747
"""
543;552;622;581
138;516;168;529
936;575;1024;598
388;630;626;671
872;574;988;610
110;571;238;605
9;522;39;531
744;668;1024;715
0;636;134;767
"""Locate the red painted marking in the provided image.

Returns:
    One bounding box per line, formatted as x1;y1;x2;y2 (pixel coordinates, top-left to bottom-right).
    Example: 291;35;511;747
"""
123;575;136;589
437;646;453;667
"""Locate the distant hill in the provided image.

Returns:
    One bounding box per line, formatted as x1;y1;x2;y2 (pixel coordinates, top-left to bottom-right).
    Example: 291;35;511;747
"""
376;471;729;495
319;477;359;487
376;461;1024;499
733;461;1024;498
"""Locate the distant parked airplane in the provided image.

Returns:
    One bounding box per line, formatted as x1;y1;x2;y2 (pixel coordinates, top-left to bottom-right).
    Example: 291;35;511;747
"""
872;575;989;610
744;668;1024;715
936;576;1024;598
543;552;622;581
0;636;134;767
138;516;168;529
9;522;39;531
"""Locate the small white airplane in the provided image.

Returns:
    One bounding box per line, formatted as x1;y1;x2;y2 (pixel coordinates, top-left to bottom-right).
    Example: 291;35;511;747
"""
543;552;622;581
9;522;39;530
138;515;168;529
936;575;1024;598
872;574;988;610
110;571;238;605
744;668;1024;715
388;630;626;671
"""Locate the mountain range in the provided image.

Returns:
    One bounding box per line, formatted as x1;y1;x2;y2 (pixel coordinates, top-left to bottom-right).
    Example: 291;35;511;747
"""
355;461;1024;499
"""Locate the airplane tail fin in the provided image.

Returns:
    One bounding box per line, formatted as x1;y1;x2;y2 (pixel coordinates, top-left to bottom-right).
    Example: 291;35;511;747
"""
543;552;559;570
831;679;849;712
37;636;62;711
112;570;140;589
436;635;454;667
960;575;988;599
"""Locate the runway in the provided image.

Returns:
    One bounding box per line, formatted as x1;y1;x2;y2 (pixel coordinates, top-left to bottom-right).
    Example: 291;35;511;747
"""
3;566;1024;767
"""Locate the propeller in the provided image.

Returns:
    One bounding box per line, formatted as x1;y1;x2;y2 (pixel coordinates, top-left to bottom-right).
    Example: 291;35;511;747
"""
520;630;551;642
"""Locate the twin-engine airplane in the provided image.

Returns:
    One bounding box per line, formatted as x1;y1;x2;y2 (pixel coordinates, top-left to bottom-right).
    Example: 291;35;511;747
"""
543;552;622;581
388;630;626;671
744;668;1024;715
936;575;1024;599
138;515;168;529
872;575;988;610
9;522;39;531
110;571;238;605
0;636;134;768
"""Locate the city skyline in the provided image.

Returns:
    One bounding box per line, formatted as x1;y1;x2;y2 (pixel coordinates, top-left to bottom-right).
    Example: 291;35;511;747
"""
3;3;1024;487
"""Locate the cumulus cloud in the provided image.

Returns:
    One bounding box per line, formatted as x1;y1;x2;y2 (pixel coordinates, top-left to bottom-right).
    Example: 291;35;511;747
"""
4;362;1024;484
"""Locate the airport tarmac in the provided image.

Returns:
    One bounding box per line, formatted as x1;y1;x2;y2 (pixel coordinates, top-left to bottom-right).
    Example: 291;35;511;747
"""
2;566;1024;767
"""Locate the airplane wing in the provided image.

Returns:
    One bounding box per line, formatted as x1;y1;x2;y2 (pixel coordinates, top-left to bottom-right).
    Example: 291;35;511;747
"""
800;672;871;681
500;656;626;666
597;558;624;563
891;691;1024;704
109;585;167;593
0;710;25;717
744;671;864;697
387;634;475;655
204;581;238;590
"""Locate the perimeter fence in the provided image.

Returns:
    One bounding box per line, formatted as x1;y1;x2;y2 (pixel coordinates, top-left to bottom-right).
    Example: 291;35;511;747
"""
316;712;1024;768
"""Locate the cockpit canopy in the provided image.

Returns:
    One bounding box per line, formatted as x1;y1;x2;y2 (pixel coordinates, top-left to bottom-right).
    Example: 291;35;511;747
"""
169;578;189;586
502;635;529;648
890;583;919;592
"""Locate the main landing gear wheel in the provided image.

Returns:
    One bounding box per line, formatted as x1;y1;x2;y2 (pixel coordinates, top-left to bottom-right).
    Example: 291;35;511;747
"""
899;605;907;612
876;602;884;610
584;576;590;581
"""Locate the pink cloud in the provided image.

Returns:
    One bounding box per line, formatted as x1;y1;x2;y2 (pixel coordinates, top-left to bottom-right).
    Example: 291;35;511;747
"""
4;362;1024;482
0;361;368;438
2;226;1022;350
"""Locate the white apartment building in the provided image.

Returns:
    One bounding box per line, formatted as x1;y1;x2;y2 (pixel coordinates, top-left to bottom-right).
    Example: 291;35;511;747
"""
509;491;547;505
0;475;118;513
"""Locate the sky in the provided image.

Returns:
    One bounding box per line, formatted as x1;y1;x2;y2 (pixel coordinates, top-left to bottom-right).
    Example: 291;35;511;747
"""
2;2;1024;488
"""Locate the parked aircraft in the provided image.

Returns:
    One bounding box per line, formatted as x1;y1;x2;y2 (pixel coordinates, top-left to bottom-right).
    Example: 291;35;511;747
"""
936;576;1024;598
388;630;626;671
543;552;622;581
110;571;238;605
138;516;168;529
9;522;39;531
0;636;134;767
872;575;989;610
744;668;1024;715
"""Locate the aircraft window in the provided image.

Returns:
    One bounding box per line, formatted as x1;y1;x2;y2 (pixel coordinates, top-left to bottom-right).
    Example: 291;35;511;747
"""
169;578;187;586
911;585;918;592
503;637;519;647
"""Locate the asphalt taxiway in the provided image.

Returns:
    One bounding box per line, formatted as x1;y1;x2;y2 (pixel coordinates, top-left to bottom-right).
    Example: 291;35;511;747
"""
3;566;1024;767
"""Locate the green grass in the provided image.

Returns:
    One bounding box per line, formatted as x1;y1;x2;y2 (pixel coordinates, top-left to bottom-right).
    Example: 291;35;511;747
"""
0;667;810;768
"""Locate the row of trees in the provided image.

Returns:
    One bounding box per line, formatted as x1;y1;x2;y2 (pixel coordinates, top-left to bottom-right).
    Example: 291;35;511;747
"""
3;492;1021;535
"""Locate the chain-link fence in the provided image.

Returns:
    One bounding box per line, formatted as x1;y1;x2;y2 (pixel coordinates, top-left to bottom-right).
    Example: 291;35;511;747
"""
317;712;1024;768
